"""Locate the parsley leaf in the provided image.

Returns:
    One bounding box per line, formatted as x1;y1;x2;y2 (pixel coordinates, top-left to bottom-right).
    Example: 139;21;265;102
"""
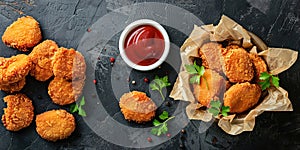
207;100;230;117
150;75;171;100
151;111;175;136
259;72;280;90
221;106;230;117
185;61;207;86
70;96;87;117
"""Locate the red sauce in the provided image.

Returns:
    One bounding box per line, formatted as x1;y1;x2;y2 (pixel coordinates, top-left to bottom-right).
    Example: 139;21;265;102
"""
124;25;165;66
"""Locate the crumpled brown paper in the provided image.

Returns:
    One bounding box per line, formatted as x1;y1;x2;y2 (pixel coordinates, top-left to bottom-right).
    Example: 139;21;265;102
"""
170;15;298;135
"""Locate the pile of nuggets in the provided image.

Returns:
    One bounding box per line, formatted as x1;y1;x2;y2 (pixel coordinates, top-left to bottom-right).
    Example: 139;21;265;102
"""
193;42;267;113
0;16;86;141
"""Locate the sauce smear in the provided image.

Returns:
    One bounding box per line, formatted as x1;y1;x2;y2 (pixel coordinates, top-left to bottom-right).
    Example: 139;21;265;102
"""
124;25;165;66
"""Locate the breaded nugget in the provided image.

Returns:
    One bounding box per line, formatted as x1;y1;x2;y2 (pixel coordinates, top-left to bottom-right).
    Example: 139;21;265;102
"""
29;40;58;81
0;78;26;93
2;16;42;51
2;94;34;131
224;82;261;113
48;77;85;105
223;47;254;83
36;109;75;142
0;54;32;84
193;69;226;107
249;53;268;82
53;48;86;81
199;42;224;73
119;91;157;123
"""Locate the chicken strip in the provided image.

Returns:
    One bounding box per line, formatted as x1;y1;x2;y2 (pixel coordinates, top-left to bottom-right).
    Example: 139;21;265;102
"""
0;78;26;93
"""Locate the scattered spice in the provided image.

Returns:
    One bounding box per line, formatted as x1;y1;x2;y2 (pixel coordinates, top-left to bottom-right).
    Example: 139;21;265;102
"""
147;137;152;142
87;28;91;32
165;101;171;107
93;79;97;84
181;129;185;134
110;57;115;63
166;133;171;138
144;77;149;83
131;80;136;85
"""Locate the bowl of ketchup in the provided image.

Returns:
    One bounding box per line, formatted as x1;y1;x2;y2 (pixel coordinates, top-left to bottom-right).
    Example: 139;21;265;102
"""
119;19;170;71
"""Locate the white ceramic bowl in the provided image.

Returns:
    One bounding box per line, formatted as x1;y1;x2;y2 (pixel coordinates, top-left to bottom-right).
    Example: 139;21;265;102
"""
119;19;170;71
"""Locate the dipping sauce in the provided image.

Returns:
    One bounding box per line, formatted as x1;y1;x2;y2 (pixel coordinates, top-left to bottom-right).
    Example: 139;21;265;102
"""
124;25;165;66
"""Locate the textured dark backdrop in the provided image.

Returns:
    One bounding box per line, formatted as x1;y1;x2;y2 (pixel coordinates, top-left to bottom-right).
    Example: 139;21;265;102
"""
0;0;300;149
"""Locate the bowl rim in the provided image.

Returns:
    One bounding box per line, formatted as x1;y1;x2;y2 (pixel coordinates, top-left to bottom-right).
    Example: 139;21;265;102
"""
118;19;170;71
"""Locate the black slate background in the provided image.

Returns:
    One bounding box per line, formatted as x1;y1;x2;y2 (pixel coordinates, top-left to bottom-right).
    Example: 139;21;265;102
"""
0;0;300;149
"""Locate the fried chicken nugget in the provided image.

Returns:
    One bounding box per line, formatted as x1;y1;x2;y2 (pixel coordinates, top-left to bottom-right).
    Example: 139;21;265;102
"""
0;54;32;84
249;53;268;82
223;47;254;83
199;42;224;73
193;69;226;107
0;78;26;93
29;40;58;81
119;91;157;123
36;109;75;142
53;48;86;81
2;16;42;51
224;82;261;113
48;77;85;105
2;94;34;131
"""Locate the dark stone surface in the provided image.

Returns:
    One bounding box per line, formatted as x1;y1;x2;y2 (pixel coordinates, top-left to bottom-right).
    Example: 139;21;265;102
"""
0;0;300;149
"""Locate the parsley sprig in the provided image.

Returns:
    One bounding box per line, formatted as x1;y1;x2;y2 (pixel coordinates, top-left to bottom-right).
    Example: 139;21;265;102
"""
70;96;87;117
151;111;175;136
259;72;280;90
150;76;171;100
207;100;230;117
185;61;209;89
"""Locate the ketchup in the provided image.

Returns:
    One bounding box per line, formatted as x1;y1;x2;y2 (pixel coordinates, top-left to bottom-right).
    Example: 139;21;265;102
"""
124;25;165;66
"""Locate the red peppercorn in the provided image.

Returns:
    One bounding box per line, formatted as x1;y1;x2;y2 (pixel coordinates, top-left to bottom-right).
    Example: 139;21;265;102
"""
87;28;91;32
144;78;149;83
93;79;97;84
147;137;152;142
110;57;115;63
166;133;171;138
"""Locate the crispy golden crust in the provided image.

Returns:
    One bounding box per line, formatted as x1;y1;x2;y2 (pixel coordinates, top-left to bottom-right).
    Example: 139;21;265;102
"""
2;94;34;131
249;53;268;82
53;48;86;81
0;54;32;84
224;82;261;113
119;91;157;123
193;69;226;107
199;42;224;73
29;40;58;81
48;77;85;106
2;16;42;51
223;47;254;83
35;109;75;142
0;78;26;93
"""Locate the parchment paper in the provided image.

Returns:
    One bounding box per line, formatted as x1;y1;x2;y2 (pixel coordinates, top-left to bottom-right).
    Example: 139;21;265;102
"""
170;15;298;135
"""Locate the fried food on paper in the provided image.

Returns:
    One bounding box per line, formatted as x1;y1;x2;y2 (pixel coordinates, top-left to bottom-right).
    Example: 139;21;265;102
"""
0;54;32;84
53;48;86;81
35;109;75;142
2;94;34;131
29;40;58;81
249;53;268;82
48;77;85;106
223;47;254;83
119;91;157;123
224;82;261;113
199;42;224;73
2;16;42;51
193;69;225;107
0;78;26;93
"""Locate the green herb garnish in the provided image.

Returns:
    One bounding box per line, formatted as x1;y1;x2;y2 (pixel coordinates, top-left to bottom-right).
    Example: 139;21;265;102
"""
70;96;87;117
207;100;230;117
150;75;171;100
151;111;175;136
185;61;209;89
259;72;280;90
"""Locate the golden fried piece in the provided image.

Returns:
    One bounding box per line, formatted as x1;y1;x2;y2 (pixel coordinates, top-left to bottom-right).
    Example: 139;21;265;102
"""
249;53;268;82
224;82;261;113
36;109;75;142
0;78;26;93
53;48;86;81
223;47;254;83
48;77;85;105
2;94;34;131
119;91;157;123
199;42;224;73
193;69;226;107
29;40;58;81
2;16;42;51
0;54;32;84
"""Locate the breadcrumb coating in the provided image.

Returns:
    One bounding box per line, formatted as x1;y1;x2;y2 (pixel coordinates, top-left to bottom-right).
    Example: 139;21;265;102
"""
0;78;26;93
249;53;268;83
